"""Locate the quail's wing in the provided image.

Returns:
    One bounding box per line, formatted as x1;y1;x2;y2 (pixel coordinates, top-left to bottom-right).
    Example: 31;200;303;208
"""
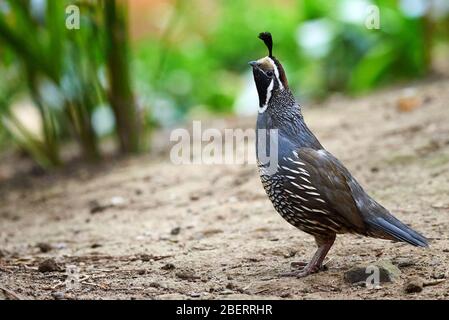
280;148;367;232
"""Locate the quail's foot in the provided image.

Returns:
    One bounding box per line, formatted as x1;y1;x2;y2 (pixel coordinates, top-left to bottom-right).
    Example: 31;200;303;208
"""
280;262;324;278
280;264;321;278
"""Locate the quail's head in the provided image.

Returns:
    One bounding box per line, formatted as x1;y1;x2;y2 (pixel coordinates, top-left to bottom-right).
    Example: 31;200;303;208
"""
249;32;289;110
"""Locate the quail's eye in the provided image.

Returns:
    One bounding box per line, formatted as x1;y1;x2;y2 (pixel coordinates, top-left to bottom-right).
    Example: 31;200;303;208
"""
266;70;274;77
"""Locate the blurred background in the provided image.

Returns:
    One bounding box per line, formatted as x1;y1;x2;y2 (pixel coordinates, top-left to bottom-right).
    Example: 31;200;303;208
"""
0;0;448;169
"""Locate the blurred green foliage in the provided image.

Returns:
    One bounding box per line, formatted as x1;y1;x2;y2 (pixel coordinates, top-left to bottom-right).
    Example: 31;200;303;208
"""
0;0;141;167
135;0;448;118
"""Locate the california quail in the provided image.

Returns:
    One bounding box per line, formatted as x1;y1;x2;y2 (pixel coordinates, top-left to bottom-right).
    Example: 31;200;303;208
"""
249;32;428;278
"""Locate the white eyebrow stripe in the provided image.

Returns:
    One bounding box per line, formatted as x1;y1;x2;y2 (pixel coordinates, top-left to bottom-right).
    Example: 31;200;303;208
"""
268;57;284;90
259;79;274;114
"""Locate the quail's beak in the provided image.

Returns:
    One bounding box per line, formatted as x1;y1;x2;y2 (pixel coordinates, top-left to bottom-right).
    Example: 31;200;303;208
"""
248;61;258;68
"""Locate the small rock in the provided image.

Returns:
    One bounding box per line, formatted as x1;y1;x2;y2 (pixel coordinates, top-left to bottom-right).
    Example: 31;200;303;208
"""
431;270;446;280
170;227;181;236
429;258;441;266
51;291;66;300
149;282;161;288
284;249;297;258
161;263;175;271
37;243;52;253
226;282;238;290
90;243;102;249
201;229;223;237
189;194;200;201
38;259;61;272
110;196;126;206
352;281;368;288
404;277;424;293
176;271;200;281
89;200;108;214
344;260;401;284
137;269;146;275
0;249;5;258
393;257;416;268
189;292;201;298
140;254;152;262
88;197;126;214
220;289;234;295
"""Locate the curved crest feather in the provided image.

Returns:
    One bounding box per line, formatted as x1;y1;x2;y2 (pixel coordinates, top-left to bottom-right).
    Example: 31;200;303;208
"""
258;32;273;57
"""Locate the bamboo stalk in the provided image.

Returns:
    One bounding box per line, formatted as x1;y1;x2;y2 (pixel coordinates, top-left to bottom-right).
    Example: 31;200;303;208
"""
104;0;141;154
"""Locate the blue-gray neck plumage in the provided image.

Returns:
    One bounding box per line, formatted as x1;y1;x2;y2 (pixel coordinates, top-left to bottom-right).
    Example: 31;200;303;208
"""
256;87;323;153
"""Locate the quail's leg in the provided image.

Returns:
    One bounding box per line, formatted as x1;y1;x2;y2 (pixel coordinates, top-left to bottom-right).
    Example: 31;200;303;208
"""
281;235;335;278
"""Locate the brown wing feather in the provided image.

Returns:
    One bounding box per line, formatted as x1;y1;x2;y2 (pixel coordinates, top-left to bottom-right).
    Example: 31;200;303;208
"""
296;148;367;232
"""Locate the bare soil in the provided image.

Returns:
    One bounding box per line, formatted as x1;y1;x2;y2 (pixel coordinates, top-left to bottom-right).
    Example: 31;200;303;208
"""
1;80;449;300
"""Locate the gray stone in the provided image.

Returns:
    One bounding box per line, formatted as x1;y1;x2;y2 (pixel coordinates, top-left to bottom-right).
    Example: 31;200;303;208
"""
404;277;424;293
392;257;416;268
344;260;401;284
38;258;61;272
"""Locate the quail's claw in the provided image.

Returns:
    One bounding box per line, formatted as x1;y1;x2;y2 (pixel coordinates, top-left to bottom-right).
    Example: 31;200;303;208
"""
279;260;327;278
279;261;308;277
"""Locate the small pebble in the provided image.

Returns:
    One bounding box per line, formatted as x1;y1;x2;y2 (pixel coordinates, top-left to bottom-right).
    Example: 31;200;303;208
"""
404;277;424;293
149;282;161;288
51;291;65;300
393;258;416;268
140;254;152;262
110;196;126;206
189;194;200;201
38;259;61;272
220;289;234;295
176;271;199;280
431;271;446;280
189;292;201;298
344;260;401;284
37;243;52;253
161;263;176;271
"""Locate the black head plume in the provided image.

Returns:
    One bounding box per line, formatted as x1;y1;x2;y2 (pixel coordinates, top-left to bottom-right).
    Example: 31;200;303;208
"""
258;32;273;58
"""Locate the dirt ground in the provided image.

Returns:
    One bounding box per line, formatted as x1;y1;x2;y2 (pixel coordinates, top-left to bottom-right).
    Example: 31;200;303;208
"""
1;79;448;300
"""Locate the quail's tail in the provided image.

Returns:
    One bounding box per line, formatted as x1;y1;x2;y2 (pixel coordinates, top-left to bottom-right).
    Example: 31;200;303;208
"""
367;215;428;247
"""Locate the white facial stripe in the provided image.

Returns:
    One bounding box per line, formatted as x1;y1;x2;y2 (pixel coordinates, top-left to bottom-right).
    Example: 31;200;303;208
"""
267;57;284;90
259;79;274;114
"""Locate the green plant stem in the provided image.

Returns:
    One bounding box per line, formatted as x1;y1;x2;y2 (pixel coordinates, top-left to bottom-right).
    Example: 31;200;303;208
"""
104;0;141;154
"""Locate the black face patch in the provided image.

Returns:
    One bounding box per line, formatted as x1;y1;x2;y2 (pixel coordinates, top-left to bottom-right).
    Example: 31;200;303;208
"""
252;57;288;91
252;66;272;108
